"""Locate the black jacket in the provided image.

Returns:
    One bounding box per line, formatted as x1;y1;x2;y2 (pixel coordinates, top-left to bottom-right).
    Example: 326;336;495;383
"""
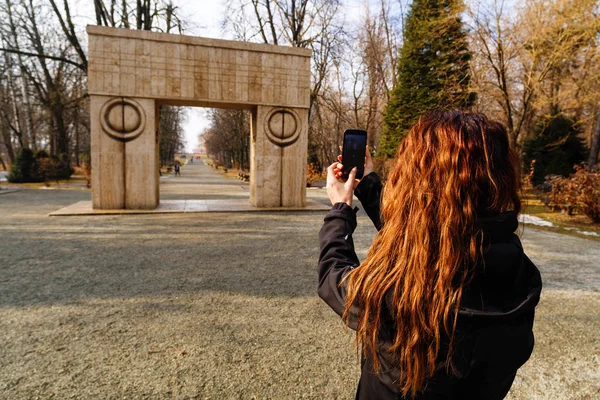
318;173;542;400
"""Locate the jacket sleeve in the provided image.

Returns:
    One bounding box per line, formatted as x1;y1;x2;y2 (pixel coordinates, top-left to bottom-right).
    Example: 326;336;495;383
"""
354;172;384;231
317;202;361;331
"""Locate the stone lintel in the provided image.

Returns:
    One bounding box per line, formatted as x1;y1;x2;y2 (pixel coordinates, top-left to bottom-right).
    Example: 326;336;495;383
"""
87;26;311;109
87;25;312;57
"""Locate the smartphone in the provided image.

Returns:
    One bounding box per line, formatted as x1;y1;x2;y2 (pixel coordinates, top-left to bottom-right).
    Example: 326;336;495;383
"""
341;129;367;180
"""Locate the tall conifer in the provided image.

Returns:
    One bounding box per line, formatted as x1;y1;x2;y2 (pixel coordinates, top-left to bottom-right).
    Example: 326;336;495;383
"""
380;0;475;156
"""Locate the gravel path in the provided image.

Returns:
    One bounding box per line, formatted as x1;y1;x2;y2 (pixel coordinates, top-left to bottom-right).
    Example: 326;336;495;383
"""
0;163;598;399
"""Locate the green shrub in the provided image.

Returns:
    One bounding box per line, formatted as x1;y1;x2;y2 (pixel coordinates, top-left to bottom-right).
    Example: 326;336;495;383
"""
36;151;73;181
37;157;60;184
53;155;74;180
7;148;73;183
34;150;50;159
7;148;38;183
522;114;588;186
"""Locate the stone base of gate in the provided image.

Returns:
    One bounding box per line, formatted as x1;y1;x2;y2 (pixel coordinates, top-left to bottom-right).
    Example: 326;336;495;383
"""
49;199;330;216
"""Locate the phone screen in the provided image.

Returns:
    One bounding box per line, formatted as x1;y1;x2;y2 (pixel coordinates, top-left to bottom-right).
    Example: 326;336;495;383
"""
342;129;367;180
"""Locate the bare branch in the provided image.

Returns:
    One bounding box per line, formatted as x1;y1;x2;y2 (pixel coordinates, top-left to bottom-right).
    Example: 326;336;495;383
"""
0;47;85;70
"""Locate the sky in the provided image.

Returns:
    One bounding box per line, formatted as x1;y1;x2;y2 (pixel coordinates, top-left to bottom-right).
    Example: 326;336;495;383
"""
70;0;376;152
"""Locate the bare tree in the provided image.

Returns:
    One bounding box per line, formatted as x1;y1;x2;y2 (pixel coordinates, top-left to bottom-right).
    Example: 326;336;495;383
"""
469;0;600;149
224;0;348;169
203;109;250;170
92;0;185;33
356;3;400;149
468;0;530;147
159;106;186;167
0;0;187;174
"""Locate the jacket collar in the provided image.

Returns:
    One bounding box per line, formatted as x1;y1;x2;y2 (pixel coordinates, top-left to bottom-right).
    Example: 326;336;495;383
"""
478;211;518;242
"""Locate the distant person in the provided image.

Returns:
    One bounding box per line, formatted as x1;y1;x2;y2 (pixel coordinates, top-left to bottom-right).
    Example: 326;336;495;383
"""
318;110;542;399
190;158;193;164
174;163;180;177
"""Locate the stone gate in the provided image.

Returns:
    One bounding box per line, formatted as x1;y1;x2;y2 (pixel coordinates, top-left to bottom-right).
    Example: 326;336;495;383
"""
87;26;311;209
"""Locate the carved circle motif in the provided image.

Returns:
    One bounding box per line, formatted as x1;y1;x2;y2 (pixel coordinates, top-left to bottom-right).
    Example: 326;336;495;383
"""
264;108;300;147
100;97;146;142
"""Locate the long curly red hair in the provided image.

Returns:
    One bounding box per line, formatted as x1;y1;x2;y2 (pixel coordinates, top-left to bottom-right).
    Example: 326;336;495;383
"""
343;110;521;397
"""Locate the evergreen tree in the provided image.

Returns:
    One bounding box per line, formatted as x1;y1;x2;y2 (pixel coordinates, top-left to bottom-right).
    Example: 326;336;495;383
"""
380;0;475;157
522;114;588;186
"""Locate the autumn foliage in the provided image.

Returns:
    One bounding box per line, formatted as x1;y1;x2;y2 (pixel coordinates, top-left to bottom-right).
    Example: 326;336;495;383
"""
547;165;600;223
306;163;324;187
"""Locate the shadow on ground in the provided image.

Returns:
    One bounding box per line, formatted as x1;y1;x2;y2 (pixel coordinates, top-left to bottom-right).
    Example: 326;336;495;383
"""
0;189;352;307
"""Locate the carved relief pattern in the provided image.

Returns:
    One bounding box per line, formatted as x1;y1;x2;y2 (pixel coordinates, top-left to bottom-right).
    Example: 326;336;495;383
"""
100;97;146;142
263;107;301;147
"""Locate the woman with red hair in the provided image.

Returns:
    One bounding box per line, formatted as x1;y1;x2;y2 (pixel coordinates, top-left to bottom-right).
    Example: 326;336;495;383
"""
318;110;542;399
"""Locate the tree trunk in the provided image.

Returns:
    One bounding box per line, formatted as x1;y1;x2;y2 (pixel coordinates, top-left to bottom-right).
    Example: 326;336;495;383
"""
1;44;25;148
49;113;56;156
6;0;35;149
75;104;80;166
1;121;15;164
588;108;600;170
121;0;130;28
51;105;69;161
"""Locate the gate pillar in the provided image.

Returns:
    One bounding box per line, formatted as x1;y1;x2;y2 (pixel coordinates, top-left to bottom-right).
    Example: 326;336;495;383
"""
91;95;159;209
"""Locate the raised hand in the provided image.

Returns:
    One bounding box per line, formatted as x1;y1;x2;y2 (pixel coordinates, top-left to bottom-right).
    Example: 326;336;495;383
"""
326;163;357;206
335;145;374;184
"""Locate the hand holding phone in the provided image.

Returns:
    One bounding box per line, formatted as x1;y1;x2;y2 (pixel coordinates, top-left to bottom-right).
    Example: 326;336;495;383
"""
341;129;367;180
